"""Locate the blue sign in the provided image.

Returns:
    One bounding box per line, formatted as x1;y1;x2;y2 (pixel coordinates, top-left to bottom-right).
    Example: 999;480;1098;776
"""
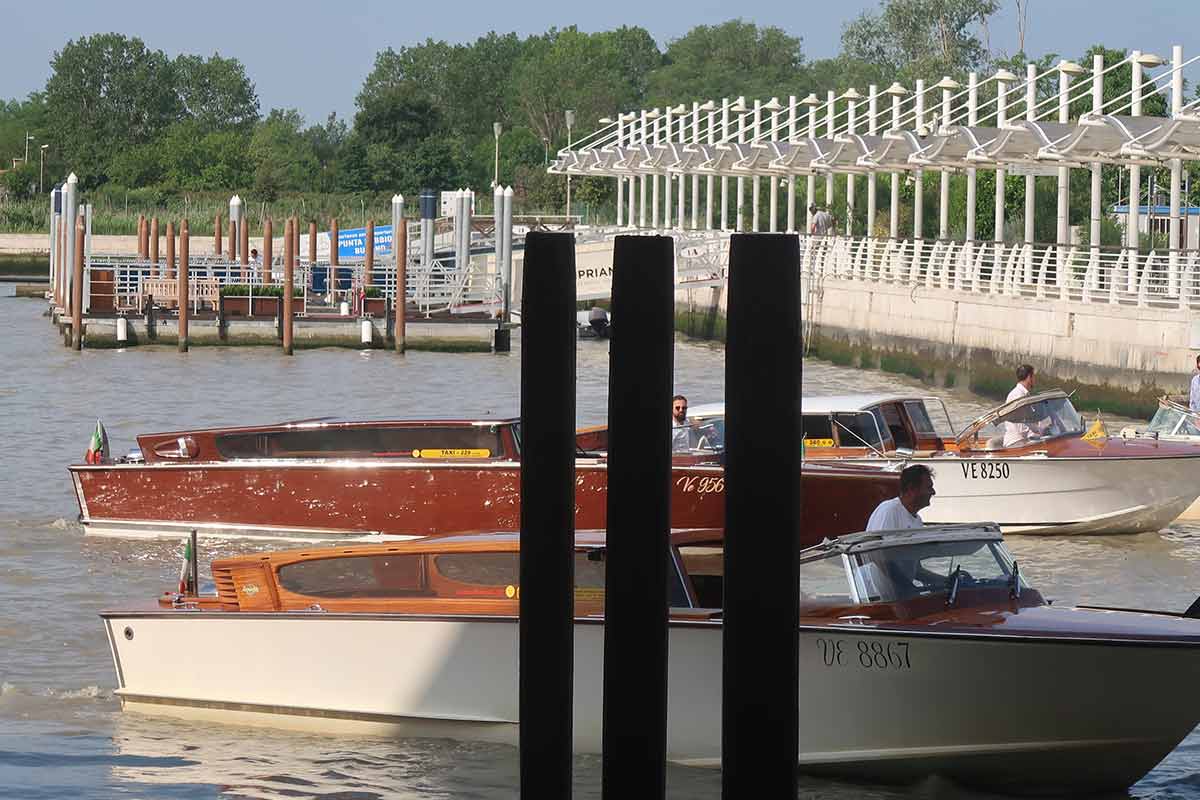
337;225;393;260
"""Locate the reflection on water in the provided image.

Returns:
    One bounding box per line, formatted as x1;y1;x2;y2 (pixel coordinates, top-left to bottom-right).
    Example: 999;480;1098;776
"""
1;297;1199;797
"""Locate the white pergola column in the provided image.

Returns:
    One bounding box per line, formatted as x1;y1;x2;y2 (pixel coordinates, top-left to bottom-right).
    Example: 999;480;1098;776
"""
995;71;1013;246
752;99;761;232
966;73;978;249
913;80;925;241
938;78;959;240
768;98;780;232
639;109;648;228
866;85;878;238
1058;60;1083;297
651;109;661;228
1128;51;1143;293
888;85;904;238
615;115;625;227
786;95;798;233
845;89;860;236
1090;55;1103;286
707;104;716;230
1024;63;1037;285
825;90;835;229
662;106;672;229
805;94;819;233
721;98;730;231
691;101;701;230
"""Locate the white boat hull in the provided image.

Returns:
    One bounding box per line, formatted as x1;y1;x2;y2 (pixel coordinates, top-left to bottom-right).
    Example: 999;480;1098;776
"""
817;454;1200;534
103;611;1200;793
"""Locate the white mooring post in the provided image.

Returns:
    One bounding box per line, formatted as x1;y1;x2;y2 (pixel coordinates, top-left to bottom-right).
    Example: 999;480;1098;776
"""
64;173;78;310
1170;45;1184;297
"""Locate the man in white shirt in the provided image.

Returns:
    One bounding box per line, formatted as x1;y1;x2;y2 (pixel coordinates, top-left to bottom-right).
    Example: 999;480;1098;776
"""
866;464;935;531
809;204;834;236
1003;364;1046;447
1190;355;1200;414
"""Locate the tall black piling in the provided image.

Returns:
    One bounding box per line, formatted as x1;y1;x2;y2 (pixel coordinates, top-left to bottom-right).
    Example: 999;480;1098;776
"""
602;235;675;799
519;231;577;800
722;233;802;798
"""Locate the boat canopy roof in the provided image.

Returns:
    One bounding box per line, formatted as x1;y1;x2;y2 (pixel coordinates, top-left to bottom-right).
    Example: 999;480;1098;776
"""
800;394;937;414
955;390;1071;444
801;523;1004;563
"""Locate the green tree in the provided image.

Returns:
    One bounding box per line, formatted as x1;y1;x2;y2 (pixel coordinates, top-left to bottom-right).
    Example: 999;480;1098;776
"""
356;40;454;113
646;21;804;107
174;53;260;133
249;109;319;199
841;0;999;83
44;33;182;185
443;32;527;137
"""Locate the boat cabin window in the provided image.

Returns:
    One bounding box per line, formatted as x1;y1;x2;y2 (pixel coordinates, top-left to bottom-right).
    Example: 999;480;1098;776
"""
903;402;935;437
215;425;505;460
690;417;725;451
279;553;429;598
847;539;1021;603
875;403;913;449
832;411;889;449
1148;405;1200;436
800;555;854;605
960;396;1084;451
801;415;834;448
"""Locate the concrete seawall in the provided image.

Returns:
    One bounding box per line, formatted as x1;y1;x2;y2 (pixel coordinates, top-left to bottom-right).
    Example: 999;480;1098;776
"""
675;268;1197;418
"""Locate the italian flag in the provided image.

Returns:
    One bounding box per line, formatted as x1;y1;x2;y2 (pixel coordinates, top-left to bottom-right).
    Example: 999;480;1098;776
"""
178;536;193;594
84;420;108;464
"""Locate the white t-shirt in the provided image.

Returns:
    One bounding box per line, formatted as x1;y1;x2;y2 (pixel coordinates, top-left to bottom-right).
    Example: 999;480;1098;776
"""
865;497;923;532
1003;382;1033;447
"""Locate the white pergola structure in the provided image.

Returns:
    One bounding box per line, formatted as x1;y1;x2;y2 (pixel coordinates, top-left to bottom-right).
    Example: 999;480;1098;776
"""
551;45;1200;309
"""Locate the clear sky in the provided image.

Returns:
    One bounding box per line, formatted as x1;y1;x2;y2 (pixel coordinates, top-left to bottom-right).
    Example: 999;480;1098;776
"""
2;0;1197;125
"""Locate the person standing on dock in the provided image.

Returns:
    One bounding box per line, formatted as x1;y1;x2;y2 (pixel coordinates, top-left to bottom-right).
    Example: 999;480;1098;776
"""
1190;355;1200;414
809;205;833;236
865;464;934;531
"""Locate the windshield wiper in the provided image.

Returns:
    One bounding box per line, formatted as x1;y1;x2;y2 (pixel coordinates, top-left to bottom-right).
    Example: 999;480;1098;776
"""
946;564;962;607
1009;560;1020;600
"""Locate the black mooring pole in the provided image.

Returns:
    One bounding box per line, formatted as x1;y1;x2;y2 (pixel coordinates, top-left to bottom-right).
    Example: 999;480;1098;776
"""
602;235;675;799
519;231;577;800
722;233;802;798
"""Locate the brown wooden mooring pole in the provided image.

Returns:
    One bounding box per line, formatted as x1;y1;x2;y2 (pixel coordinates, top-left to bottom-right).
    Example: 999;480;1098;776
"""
214;213;223;257
137;214;147;260
519;231;577;800
394;207;407;353
283;217;295;355
262;218;273;289
149;217;159;276
165;221;175;280
178;219;189;352
71;216;85;350
308;221;317;267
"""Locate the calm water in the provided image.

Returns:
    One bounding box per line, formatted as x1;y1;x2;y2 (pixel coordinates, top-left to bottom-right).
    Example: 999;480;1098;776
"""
4;295;1200;799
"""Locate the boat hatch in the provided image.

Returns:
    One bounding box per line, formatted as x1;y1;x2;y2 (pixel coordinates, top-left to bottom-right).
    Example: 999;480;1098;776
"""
956;391;1084;451
800;524;1024;604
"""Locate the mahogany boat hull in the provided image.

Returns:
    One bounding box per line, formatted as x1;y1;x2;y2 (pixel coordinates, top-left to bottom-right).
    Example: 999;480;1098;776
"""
69;459;896;544
102;609;1200;795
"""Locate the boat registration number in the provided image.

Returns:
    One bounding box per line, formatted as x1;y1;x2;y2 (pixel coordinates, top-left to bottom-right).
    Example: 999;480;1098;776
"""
816;638;912;670
960;461;1010;480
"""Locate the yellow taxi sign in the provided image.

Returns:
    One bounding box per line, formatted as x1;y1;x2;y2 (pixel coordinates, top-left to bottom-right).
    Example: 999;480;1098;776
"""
804;438;835;448
412;448;491;459
575;587;606;603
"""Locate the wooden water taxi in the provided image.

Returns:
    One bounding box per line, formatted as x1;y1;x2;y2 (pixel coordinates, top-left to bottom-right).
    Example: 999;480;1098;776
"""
689;393;1200;534
69;417;897;543
102;524;1200;795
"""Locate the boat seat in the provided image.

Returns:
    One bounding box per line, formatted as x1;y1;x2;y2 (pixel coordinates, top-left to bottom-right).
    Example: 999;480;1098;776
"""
986;434;1005;450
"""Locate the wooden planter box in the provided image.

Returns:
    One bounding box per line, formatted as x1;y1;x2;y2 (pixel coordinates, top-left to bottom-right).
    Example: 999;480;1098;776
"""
362;297;388;316
223;296;281;317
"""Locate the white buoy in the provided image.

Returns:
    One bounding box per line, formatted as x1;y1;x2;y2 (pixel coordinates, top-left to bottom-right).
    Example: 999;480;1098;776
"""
360;318;373;345
340;300;350;316
116;316;128;343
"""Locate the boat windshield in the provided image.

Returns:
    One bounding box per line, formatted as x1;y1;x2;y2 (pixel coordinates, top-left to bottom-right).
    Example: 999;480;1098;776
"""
846;538;1020;603
801;532;1024;605
1148;403;1200;436
958;395;1084;451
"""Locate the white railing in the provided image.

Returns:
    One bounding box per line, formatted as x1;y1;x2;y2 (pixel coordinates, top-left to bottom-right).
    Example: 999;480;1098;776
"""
670;232;1200;311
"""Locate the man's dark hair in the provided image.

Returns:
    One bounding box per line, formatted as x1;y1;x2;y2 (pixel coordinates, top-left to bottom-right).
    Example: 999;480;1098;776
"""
1195;354;1199;367
672;394;687;403
1016;364;1035;382
899;464;933;493
808;204;818;214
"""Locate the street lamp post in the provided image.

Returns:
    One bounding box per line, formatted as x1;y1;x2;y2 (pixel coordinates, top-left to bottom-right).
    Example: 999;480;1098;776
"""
24;132;35;165
39;144;48;194
543;137;549;166
493;122;502;189
565;109;575;220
